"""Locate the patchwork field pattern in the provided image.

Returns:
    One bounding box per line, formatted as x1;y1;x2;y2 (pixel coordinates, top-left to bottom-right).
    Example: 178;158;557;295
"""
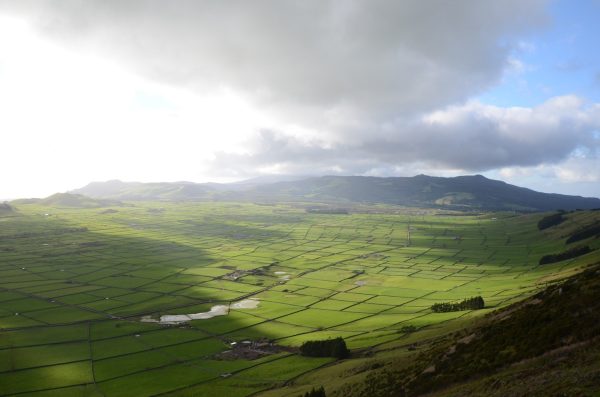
0;203;595;396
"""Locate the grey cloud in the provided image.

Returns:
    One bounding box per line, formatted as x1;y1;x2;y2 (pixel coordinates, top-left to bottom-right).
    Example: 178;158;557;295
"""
0;0;548;120
8;0;589;180
212;97;600;176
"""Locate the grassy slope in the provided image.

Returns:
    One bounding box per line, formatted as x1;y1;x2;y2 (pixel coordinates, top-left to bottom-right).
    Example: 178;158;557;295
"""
258;211;600;397
261;266;600;396
426;337;600;397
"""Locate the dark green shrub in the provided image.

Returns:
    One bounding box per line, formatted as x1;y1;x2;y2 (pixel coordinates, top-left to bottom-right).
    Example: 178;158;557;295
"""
300;386;326;397
537;213;565;230
431;296;485;312
299;337;349;359
399;325;417;333
539;245;593;265
566;222;600;244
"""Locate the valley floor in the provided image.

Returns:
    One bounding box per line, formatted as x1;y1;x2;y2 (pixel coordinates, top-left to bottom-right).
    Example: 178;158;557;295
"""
0;202;598;396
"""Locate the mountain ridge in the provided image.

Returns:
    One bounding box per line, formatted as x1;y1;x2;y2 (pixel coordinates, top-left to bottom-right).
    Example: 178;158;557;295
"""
70;175;600;212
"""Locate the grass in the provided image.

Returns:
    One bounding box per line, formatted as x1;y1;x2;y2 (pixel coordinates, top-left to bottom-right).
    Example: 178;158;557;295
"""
323;261;600;397
0;202;598;396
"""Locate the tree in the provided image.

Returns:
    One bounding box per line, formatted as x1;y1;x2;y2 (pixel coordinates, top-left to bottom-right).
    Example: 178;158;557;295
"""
301;386;326;397
299;337;349;359
431;296;485;312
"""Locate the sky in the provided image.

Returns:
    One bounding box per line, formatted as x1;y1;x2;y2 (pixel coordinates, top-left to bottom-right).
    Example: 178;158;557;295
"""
0;0;599;199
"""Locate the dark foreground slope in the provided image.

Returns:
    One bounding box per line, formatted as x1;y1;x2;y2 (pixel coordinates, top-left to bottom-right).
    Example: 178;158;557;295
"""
72;175;600;211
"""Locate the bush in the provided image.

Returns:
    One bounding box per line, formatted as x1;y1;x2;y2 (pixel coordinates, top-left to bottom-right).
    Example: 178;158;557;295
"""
299;337;349;359
537;213;565;230
300;386;326;397
566;222;600;244
539;245;593;265
399;325;417;333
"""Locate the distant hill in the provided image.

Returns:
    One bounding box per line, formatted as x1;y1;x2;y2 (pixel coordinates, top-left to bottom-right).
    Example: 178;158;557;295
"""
244;175;600;211
71;175;600;212
34;193;121;208
71;176;311;199
71;180;215;201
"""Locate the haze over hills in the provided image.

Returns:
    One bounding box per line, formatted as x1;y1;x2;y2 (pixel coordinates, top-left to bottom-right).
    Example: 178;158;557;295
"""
71;174;600;212
0;202;17;216
71;180;212;202
12;193;121;209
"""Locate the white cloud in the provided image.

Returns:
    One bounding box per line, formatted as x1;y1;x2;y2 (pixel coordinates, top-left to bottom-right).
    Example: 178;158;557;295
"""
1;1;598;199
506;57;528;74
492;153;600;197
213;96;600;175
0;1;550;129
0;15;271;197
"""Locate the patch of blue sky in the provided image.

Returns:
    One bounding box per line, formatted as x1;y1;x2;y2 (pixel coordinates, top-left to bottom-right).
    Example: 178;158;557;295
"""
479;0;600;107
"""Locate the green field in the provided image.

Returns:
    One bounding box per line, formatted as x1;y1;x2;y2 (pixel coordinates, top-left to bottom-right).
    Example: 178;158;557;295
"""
1;202;598;396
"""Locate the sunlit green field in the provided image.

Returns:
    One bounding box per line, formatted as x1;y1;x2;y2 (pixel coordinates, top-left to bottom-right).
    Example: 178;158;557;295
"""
0;202;597;396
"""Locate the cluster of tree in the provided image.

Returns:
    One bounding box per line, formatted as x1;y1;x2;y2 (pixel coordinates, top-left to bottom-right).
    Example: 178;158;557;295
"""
299;337;349;359
299;386;326;397
537;212;565;230
566;221;600;244
431;296;485;313
539;245;593;265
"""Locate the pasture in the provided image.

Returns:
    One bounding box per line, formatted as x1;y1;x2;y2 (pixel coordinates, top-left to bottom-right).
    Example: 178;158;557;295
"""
0;202;597;396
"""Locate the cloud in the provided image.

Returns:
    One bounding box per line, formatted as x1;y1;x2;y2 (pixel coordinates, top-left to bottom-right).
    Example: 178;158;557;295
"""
4;0;598;196
0;0;549;125
212;96;600;177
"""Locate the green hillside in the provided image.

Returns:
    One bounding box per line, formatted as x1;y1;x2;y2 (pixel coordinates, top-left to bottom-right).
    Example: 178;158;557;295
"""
245;175;600;211
259;211;600;397
0;202;598;396
273;259;600;397
276;264;600;397
72;175;600;211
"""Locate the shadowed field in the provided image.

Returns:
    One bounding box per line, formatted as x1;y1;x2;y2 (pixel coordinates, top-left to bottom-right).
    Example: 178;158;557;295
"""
1;202;598;396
